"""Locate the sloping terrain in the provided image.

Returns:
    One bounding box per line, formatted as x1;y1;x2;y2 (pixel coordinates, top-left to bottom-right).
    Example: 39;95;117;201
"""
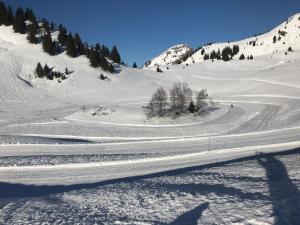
0;13;300;225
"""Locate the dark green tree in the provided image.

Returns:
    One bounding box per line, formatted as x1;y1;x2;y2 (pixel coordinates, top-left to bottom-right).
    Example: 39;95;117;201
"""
0;2;7;25
27;25;38;44
35;62;44;78
13;7;26;34
66;33;77;57
188;101;195;113
111;46;121;64
239;54;245;60
89;49;99;68
273;36;277;44
58;24;68;46
42;32;56;55
232;45;239;55
132;62;137;68
4;6;13;26
41;18;50;33
203;54;209;60
74;33;85;55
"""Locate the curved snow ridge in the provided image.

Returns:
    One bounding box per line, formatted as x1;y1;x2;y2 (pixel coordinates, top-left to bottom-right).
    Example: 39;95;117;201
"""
1;140;300;171
8;125;300;146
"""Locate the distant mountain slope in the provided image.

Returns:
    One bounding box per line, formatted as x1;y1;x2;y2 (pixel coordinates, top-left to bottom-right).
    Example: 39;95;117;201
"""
143;44;193;68
144;13;300;68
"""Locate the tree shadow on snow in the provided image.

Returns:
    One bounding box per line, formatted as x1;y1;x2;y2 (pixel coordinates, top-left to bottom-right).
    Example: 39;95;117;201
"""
257;156;300;225
166;202;209;225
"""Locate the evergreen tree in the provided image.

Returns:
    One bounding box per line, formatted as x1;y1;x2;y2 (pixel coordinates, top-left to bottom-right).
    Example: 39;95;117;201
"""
58;24;68;46
239;54;245;60
203;54;209;60
74;33;85;55
188;101;195;113
103;45;110;58
210;50;216;60
0;2;7;25
111;46;121;64
35;62;44;78
42;32;55;55
109;63;114;73
201;48;205;55
249;55;254;60
13;7;26;34
4;6;13;26
27;25;38;44
66;33;77;57
41;18;50;33
232;45;239;55
132;62;137;68
43;64;51;77
89;48;99;68
273;36;277;44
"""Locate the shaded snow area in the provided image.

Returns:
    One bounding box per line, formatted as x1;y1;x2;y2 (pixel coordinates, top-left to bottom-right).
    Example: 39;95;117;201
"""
0;149;299;225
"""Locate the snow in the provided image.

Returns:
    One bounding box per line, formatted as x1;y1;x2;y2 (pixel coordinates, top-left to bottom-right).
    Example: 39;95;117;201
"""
0;14;300;224
0;149;299;224
143;44;193;68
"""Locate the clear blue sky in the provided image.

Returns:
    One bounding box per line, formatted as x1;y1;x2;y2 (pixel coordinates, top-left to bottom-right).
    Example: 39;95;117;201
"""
3;0;300;66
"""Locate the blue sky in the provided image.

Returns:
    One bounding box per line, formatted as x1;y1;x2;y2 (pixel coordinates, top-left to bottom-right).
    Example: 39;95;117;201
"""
3;0;300;66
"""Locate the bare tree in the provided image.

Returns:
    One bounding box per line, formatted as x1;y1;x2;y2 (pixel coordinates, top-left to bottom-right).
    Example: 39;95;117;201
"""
196;88;208;113
169;82;192;115
144;87;168;118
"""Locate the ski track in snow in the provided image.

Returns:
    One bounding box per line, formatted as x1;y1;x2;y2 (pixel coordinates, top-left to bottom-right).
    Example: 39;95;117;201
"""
0;20;300;224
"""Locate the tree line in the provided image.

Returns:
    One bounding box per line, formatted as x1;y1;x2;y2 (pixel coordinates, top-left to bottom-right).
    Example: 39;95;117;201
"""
144;82;213;119
0;1;122;73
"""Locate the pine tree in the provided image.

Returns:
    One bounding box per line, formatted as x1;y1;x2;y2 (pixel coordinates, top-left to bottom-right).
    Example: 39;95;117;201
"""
273;36;277;44
239;54;245;60
0;2;7;25
66;33;77;57
4;6;13;26
232;45;239;55
42;32;55;55
74;33;85;55
43;64;51;77
58;24;68;46
111;46;121;64
41;18;50;33
89;48;99;68
132;62;137;68
13;7;26;34
27;25;38;44
188;101;195;113
35;62;44;78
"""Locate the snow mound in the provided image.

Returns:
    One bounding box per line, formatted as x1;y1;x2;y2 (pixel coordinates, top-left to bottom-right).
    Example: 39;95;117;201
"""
143;44;193;68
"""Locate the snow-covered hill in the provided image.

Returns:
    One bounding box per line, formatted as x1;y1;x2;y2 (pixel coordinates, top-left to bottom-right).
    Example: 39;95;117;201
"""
144;13;300;67
1;10;300;225
143;44;193;68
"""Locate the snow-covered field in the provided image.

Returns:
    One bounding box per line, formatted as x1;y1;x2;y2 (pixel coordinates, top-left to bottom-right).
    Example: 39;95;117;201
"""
1;149;299;225
0;14;300;224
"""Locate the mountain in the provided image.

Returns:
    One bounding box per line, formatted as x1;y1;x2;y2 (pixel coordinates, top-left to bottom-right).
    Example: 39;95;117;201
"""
144;13;300;67
143;44;193;68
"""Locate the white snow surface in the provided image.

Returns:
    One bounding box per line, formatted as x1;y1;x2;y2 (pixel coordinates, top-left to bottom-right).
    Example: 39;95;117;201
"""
143;44;193;68
0;15;300;224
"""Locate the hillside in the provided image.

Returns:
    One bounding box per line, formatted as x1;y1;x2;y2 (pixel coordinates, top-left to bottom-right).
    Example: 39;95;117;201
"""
1;6;300;225
143;44;193;68
144;13;300;68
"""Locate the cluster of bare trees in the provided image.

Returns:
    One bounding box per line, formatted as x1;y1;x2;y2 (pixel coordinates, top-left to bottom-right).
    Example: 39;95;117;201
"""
144;82;212;119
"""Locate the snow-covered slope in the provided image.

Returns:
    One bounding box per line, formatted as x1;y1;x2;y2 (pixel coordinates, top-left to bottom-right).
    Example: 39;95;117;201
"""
143;44;193;68
186;13;300;63
144;13;300;66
